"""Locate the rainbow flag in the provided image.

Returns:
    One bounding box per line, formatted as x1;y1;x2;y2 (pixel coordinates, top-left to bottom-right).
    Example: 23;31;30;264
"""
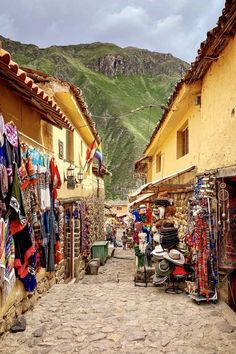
94;144;102;163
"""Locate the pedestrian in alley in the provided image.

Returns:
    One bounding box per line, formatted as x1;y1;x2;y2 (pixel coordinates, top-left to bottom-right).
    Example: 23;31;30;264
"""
121;231;128;250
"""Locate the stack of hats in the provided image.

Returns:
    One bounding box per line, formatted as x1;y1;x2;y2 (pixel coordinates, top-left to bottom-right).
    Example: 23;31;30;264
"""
163;249;185;266
153;259;174;285
153;249;185;286
151;245;165;260
160;223;179;250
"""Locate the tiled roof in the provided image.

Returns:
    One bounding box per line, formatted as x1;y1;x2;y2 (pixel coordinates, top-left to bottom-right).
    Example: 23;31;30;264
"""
22;67;101;144
0;48;73;131
145;0;236;153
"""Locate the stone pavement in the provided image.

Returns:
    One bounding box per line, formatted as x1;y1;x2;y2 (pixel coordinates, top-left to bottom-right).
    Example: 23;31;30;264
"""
1;248;236;354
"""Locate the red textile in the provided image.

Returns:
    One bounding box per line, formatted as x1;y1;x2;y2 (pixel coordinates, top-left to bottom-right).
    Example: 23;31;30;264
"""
50;158;62;200
171;265;188;276
54;240;63;264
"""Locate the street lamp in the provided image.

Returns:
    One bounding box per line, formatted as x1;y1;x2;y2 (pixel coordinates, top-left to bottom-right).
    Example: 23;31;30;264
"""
77;167;84;184
64;163;76;189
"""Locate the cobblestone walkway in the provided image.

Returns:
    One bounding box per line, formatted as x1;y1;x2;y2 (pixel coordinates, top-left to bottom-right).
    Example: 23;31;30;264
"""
1;248;236;354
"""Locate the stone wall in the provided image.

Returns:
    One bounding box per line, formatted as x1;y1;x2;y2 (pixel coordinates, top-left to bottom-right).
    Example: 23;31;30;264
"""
0;271;59;334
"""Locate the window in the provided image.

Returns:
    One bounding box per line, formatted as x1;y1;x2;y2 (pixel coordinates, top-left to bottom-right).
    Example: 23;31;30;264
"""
177;122;189;159
66;130;74;162
156;153;162;173
117;206;122;211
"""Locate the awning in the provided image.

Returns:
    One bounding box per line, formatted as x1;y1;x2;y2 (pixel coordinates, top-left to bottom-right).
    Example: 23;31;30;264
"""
129;192;156;209
133;165;196;197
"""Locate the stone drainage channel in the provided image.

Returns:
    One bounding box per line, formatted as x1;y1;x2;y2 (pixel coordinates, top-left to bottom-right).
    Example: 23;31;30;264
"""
1;248;236;354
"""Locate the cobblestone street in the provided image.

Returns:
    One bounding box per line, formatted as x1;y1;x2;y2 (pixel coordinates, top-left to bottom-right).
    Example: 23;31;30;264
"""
1;248;236;354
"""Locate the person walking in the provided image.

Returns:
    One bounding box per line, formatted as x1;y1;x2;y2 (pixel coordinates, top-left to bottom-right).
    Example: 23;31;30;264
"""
121;231;128;250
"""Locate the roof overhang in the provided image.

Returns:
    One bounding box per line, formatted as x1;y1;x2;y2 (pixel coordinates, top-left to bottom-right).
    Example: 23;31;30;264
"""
0;49;73;131
129;192;156;209
132;165;196;198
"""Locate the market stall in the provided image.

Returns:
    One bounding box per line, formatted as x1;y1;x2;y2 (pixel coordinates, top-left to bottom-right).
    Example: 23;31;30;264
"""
0;115;64;303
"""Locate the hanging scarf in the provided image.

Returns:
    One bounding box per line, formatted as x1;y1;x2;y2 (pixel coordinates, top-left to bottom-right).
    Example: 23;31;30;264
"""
2;220;16;303
50;158;62;200
4;122;18;148
11;220;35;279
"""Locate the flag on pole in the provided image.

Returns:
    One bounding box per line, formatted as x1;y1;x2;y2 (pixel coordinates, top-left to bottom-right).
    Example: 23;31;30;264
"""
94;143;103;175
94;143;103;163
84;139;97;171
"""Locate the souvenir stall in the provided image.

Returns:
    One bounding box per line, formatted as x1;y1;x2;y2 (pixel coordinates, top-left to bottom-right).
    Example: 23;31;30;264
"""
0;114;64;303
131;198;190;288
184;175;218;303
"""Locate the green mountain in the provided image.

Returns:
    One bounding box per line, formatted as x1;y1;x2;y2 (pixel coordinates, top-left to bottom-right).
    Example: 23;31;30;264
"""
0;36;189;198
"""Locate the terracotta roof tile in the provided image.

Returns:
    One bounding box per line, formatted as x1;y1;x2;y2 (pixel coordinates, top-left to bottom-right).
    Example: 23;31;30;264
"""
22;67;101;144
0;48;73;131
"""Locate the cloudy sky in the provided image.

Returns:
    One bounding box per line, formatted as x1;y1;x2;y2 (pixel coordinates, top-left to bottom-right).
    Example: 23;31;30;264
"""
0;0;225;62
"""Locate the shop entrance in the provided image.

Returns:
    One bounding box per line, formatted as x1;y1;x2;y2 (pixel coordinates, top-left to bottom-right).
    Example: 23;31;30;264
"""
217;177;236;311
64;204;74;282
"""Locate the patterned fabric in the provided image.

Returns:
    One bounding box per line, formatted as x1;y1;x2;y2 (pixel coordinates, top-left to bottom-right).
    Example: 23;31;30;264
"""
2;220;16;303
12;221;35;279
0;218;6;285
50;158;62;200
4;122;18;148
38;166;51;211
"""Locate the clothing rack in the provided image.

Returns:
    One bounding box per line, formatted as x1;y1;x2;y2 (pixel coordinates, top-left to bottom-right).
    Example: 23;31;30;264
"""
18;131;54;154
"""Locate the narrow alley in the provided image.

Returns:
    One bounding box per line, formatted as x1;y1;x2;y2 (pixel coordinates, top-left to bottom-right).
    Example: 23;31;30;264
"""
1;249;236;354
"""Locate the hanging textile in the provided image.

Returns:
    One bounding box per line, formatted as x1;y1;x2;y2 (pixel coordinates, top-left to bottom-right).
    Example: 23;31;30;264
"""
50;158;62;201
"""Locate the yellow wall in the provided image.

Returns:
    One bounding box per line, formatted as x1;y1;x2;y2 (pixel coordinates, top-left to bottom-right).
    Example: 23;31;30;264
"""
51;124;104;200
146;88;201;183
144;34;236;183
110;204;128;216
0;83;42;142
198;34;236;172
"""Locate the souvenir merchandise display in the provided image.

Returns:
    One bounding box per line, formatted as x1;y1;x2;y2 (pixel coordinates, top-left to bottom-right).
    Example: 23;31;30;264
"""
217;180;236;270
131;199;189;290
185;176;218;303
0;114;64;302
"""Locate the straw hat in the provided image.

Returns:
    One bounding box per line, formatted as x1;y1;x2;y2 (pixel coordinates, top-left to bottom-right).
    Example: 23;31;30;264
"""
163;249;185;265
151;245;165;258
155;259;174;277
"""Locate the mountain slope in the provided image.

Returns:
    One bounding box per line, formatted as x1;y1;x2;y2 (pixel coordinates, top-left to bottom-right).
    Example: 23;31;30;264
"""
0;36;189;198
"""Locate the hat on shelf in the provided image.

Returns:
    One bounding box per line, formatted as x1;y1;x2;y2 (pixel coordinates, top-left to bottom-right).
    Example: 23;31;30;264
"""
151;245;165;258
163;249;185;265
153;274;168;285
155;259;174;277
153;232;161;243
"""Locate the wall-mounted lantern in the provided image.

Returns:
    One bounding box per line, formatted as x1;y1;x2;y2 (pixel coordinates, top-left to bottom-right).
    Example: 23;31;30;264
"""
64;163;76;189
77;167;84;184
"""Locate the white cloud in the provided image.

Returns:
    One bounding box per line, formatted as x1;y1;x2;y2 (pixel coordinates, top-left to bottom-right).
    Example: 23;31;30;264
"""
0;0;226;62
0;13;15;38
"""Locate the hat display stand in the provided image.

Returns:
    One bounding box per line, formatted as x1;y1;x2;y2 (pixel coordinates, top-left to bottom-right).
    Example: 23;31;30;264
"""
165;265;188;294
134;233;154;287
134;254;154;287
